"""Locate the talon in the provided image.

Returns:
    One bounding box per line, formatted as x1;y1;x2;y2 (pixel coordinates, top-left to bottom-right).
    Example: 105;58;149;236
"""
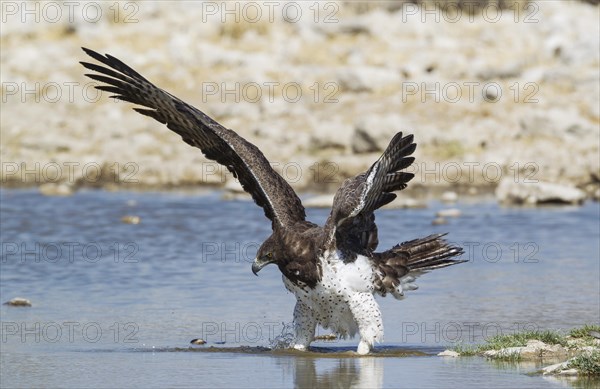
356;340;372;355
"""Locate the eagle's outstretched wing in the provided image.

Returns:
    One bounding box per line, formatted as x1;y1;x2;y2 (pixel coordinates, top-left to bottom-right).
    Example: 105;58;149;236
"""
322;132;415;259
80;48;305;228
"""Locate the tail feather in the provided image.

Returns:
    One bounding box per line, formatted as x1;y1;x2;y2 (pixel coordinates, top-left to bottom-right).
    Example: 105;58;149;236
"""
392;233;466;271
372;233;465;298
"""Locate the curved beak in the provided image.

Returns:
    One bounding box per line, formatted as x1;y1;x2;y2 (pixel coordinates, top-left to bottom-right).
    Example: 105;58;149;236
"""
251;256;275;276
251;261;262;276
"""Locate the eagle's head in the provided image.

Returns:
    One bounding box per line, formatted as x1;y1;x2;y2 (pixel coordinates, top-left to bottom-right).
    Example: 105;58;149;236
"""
252;234;279;275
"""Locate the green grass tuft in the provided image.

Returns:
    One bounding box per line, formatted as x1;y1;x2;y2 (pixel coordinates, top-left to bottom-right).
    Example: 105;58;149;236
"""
567;350;600;376
451;343;480;356
569;324;600;339
484;330;567;349
450;325;599;362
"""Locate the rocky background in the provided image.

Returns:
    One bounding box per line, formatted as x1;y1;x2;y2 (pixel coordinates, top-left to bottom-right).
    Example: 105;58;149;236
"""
1;1;598;204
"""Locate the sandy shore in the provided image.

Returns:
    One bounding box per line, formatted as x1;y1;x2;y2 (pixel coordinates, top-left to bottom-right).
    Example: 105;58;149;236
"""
1;1;598;202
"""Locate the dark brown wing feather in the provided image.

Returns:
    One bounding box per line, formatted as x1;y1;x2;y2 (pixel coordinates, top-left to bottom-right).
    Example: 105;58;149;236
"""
322;132;416;259
80;47;305;228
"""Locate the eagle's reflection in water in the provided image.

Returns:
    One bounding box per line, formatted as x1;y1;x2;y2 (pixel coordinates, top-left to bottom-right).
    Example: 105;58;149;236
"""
287;357;383;389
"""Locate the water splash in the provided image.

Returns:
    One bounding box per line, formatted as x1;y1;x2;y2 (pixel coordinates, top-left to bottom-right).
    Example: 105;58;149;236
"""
269;322;295;350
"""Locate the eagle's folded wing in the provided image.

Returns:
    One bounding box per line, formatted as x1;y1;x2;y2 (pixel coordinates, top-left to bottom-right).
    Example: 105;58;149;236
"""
80;48;305;228
322;132;416;258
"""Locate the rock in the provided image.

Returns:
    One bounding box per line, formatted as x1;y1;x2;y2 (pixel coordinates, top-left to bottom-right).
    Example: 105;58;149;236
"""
303;194;334;208
438;350;459;357
315;19;372;37
352;114;413;154
485;340;568;360
302;190;424;213
436;208;461;218
4;297;32;307
308;121;353;151
441;191;458;203
495;179;587;205
220;191;251;201
383;197;427;209
190;338;206;345
337;66;400;93
542;361;569;375
475;60;523;80
566;337;600;349
103;183;119;192
519;108;597;140
484;348;521;359
39;183;73;196
121;215;141;224
557;368;579;376
432;217;448;225
521;340;567;359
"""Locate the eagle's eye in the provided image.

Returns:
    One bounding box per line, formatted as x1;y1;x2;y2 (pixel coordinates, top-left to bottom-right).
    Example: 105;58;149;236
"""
267;252;273;259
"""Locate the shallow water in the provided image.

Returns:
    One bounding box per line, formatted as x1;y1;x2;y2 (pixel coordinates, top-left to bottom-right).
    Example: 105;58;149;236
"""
1;189;598;388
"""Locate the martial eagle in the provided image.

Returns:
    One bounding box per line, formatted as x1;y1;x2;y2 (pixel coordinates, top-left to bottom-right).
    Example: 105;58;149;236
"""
80;48;466;354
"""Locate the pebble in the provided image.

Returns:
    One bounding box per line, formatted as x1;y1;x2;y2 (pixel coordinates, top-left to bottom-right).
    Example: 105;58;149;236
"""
441;191;458;203
432;217;448;225
495;179;587;205
467;187;479;195
557;368;579;376
436;208;461;218
303;194;426;209
485;340;568;360
4;297;32;307
542;361;569;375
437;350;459;357
103;183;119;192
121;215;141;224
39;183;73;196
387;198;427;209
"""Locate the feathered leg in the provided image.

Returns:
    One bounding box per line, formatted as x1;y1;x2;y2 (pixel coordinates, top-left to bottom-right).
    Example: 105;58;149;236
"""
348;292;383;354
292;300;316;351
